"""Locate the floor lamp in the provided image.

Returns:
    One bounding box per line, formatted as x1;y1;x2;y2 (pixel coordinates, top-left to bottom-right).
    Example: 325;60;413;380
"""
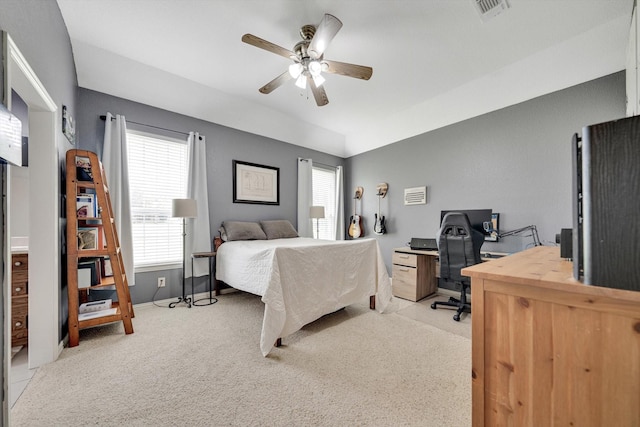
169;198;197;308
309;205;325;239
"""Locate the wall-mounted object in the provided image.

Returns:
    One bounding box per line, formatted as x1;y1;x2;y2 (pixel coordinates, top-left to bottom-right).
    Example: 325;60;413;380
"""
62;105;75;144
354;186;363;200
376;182;388;198
233;160;280;205
348;187;364;238
404;186;426;205
374;183;387;235
0;102;23;166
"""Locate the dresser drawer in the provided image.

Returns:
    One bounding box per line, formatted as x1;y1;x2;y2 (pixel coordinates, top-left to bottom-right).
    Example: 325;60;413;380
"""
392;252;417;267
12;253;28;284
12;282;28;297
11;295;28;347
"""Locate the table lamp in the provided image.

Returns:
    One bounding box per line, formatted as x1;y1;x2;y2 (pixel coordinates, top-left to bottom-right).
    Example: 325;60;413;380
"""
309;205;325;239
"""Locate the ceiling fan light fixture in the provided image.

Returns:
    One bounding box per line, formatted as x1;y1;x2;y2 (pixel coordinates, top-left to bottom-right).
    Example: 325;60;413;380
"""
288;63;303;78
308;60;322;76
295;74;307;89
312;73;325;87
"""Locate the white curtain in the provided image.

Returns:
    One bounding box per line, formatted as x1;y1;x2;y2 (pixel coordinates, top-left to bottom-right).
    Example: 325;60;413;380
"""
186;132;211;278
102;113;135;285
334;165;345;240
297;158;313;238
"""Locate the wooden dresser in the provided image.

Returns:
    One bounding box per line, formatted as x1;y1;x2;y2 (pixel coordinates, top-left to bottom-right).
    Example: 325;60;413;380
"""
11;252;28;347
462;246;640;427
391;248;438;301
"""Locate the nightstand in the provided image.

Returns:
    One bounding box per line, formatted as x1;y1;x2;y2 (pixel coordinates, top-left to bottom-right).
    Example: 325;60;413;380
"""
191;251;218;306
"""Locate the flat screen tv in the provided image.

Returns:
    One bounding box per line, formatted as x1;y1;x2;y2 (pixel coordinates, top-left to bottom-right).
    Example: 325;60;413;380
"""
440;209;493;239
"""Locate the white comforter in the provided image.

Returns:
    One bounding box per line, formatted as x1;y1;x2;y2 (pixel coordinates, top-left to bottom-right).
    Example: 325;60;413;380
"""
216;237;393;356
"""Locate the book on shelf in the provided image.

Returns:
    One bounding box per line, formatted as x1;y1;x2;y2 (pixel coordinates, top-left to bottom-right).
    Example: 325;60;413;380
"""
78;308;118;321
78;258;101;287
76;193;97;218
75;155;93;181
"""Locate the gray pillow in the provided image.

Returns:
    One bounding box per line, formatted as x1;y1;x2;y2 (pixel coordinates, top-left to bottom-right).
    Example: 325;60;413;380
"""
260;220;298;239
221;221;267;241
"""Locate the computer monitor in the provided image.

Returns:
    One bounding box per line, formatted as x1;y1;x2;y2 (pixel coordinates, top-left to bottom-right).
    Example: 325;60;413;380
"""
440;209;493;238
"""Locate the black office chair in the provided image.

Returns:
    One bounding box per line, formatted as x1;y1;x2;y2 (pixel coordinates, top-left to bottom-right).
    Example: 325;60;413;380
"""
431;212;484;321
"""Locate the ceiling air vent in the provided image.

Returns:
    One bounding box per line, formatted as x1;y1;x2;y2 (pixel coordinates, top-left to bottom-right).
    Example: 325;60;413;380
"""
404;186;427;206
473;0;510;22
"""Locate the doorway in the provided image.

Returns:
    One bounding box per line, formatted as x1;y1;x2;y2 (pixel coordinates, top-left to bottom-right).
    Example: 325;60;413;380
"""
3;32;60;420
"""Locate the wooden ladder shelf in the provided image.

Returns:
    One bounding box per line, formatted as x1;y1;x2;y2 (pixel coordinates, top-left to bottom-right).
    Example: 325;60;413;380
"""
65;149;134;346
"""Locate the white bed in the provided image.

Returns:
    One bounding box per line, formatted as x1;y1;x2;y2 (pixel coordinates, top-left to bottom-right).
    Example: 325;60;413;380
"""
215;237;393;356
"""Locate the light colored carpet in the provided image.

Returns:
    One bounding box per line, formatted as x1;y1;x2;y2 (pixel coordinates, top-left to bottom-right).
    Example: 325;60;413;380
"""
11;292;471;426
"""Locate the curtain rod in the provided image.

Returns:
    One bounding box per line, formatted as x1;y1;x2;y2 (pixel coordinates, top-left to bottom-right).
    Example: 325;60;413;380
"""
298;158;338;170
100;114;191;137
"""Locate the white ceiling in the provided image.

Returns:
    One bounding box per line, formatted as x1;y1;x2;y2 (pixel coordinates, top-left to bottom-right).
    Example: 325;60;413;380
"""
57;0;634;157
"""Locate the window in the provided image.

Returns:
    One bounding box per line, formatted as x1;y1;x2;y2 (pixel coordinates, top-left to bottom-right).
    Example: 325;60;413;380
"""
312;166;337;240
126;130;188;270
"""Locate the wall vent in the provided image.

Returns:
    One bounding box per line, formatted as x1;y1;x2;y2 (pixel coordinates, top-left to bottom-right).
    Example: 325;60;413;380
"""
404;186;427;206
473;0;509;22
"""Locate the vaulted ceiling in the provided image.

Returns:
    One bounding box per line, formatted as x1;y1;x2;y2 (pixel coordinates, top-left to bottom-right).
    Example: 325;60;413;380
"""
57;0;634;157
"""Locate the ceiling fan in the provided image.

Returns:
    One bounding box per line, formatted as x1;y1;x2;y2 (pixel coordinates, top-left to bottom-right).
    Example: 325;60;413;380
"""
242;13;373;107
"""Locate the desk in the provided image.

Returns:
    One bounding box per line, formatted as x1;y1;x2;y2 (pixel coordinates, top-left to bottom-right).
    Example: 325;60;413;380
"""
463;246;640;427
191;251;218;307
391;247;508;301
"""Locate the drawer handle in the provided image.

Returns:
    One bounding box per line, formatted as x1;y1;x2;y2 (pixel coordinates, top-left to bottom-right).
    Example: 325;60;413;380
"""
399;268;410;272
14;261;22;267
15;287;22;293
399;255;409;259
15;321;22;327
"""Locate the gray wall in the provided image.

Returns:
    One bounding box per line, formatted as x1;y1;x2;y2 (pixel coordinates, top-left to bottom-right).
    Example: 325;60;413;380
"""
77;88;345;304
345;72;626;274
0;1;78;343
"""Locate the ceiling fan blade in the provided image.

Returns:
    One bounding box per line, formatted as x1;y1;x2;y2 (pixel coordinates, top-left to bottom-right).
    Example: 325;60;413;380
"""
242;34;295;60
308;14;343;59
310;77;329;107
323;60;373;80
259;71;292;94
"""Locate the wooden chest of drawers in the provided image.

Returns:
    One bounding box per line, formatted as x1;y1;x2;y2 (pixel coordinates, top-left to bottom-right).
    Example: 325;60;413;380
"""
11;253;28;347
391;248;437;301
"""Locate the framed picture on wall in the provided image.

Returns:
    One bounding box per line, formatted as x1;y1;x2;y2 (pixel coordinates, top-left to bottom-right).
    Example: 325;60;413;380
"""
233;160;280;205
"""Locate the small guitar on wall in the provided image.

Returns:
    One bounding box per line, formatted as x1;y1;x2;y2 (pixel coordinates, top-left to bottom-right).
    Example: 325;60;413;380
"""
348;186;364;238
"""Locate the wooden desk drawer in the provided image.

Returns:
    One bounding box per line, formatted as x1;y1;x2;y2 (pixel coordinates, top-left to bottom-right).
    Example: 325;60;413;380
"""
392;264;420;301
392;252;417;267
393;264;417;283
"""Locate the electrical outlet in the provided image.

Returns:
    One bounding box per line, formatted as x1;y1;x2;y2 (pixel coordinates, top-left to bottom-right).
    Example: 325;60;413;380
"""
158;277;166;288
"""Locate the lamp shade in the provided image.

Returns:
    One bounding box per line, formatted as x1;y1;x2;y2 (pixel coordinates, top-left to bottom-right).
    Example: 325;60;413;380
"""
309;205;325;219
172;198;197;218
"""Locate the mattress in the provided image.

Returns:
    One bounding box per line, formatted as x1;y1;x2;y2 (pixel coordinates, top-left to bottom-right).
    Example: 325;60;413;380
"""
216;237;393;355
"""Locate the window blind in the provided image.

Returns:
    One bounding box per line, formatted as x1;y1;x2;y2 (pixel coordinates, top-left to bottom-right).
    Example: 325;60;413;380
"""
126;130;188;268
312;166;337;240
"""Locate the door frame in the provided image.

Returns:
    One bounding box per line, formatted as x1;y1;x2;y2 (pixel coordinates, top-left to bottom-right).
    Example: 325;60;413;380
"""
3;31;59;420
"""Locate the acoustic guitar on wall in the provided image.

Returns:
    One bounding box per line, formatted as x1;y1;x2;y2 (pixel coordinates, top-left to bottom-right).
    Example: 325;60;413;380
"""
348;186;364;238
